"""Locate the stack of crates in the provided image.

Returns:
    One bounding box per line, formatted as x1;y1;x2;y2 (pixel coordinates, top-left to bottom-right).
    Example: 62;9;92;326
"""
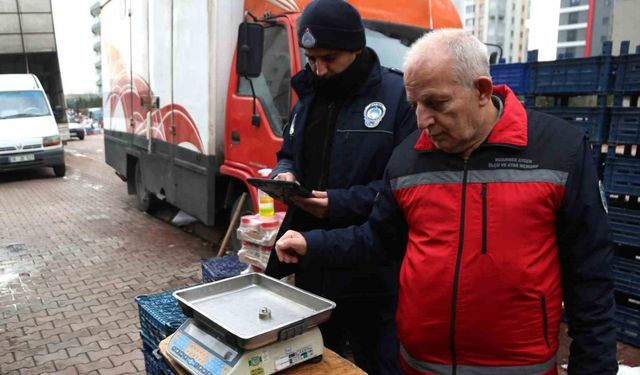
525;43;614;176
136;289;188;375
604;41;640;347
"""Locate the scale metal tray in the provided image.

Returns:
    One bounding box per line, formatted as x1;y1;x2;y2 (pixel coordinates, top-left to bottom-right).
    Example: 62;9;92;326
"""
173;273;335;350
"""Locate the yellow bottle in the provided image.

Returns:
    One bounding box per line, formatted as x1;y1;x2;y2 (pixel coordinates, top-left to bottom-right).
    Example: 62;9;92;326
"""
257;169;274;217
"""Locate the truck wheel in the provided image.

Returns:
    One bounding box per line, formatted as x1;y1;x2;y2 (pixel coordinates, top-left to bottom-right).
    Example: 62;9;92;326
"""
229;193;255;254
135;162;159;212
53;164;66;177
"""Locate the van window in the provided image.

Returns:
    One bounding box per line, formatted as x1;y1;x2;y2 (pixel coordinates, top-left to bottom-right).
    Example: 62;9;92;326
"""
238;24;291;137
0;91;51;119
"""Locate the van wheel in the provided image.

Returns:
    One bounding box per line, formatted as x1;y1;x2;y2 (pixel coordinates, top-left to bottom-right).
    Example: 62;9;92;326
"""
135;162;159;212
78;132;85;140
53;164;66;177
228;193;255;255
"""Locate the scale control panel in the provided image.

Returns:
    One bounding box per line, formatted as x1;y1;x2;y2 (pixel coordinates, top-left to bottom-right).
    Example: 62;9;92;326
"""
168;319;324;375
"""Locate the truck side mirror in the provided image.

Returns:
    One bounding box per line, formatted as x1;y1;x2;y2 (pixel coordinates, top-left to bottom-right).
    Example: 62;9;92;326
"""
236;22;264;78
489;52;499;65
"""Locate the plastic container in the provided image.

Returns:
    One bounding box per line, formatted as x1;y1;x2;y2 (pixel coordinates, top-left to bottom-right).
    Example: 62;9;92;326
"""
258;168;275;217
201;256;247;283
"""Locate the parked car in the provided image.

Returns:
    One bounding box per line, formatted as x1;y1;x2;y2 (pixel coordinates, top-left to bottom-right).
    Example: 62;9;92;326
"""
68;120;85;140
0;74;66;177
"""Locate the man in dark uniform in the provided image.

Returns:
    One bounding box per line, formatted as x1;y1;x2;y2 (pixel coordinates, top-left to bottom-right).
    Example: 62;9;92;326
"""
265;0;416;373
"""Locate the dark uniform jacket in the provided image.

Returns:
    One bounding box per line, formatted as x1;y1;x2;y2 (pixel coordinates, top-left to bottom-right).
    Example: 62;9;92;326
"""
265;48;416;299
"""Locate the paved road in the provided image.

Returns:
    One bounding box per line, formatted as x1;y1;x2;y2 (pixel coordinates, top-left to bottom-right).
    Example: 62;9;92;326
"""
0;134;219;374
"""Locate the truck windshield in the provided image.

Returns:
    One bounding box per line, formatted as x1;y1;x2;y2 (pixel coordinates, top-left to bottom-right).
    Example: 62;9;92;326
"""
364;22;428;72
0;91;51;120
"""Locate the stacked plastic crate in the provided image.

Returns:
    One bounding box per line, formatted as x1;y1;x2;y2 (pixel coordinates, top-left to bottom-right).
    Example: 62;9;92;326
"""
526;43;614;176
605;41;640;346
136;289;188;375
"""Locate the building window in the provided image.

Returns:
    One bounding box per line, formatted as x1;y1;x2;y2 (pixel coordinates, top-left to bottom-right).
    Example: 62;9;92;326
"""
466;5;475;13
511;30;514;37
568;12;579;23
567;29;577;41
602;16;609;25
498;15;504;21
569;0;582;5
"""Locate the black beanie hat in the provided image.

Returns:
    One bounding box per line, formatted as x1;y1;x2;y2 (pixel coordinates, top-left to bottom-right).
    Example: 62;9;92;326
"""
298;0;365;51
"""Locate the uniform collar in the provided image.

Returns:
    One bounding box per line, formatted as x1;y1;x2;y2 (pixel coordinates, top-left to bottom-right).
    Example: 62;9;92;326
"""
291;47;383;100
414;85;528;152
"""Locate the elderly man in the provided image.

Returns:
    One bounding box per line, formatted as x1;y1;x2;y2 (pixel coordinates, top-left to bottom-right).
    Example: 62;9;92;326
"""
275;29;617;374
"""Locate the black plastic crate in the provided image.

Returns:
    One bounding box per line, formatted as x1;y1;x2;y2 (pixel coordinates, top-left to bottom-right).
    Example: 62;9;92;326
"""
490;62;529;95
608;108;640;145
534;107;609;143
607;205;640;248
616;305;640;347
528;56;613;95
201;255;247;283
142;347;175;375
603;156;640;196
135;289;188;349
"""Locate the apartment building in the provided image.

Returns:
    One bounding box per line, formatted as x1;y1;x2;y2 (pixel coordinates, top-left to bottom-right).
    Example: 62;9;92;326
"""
461;0;529;63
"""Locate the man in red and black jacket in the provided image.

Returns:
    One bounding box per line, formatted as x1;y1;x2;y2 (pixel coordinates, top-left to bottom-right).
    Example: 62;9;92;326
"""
275;29;617;374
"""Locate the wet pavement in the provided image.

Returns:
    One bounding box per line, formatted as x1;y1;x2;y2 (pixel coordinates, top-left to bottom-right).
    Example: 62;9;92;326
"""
0;134;219;374
1;133;640;374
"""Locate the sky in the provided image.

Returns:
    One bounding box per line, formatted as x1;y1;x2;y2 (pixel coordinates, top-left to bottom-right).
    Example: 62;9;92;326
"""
51;0;98;95
49;0;560;95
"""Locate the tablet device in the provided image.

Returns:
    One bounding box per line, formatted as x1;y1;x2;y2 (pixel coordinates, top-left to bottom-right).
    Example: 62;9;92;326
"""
247;178;312;202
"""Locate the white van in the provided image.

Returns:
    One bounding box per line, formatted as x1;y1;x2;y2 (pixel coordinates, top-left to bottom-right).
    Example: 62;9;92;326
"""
0;74;65;177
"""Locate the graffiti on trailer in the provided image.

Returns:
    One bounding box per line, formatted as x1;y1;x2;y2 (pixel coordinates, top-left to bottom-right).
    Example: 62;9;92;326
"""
103;43;204;153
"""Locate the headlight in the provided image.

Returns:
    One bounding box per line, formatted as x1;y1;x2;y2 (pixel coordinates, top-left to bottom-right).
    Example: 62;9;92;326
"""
43;135;61;147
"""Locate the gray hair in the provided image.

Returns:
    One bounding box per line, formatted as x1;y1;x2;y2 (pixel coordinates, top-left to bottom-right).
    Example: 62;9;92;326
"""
404;29;490;88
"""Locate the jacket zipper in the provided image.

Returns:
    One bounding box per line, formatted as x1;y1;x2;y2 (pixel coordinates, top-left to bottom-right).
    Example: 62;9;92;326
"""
541;295;551;348
481;183;488;254
450;159;469;375
318;102;336;190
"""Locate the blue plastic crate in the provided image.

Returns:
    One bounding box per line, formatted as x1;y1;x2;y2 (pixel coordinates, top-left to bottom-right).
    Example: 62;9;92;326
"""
613;257;640;296
490;62;529;95
201;256;246;283
533;107;609;143
603;156;640;196
616;305;640;347
528;56;613;94
607;205;640;248
608;108;640;145
614;54;640;94
136;289;188;349
142;347;175;375
140;329;155;351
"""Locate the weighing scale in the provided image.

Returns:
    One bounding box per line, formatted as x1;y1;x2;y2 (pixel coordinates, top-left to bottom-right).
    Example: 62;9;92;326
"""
168;273;336;375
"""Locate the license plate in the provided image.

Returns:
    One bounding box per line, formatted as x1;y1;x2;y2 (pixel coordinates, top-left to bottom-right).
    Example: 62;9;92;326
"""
9;154;35;163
